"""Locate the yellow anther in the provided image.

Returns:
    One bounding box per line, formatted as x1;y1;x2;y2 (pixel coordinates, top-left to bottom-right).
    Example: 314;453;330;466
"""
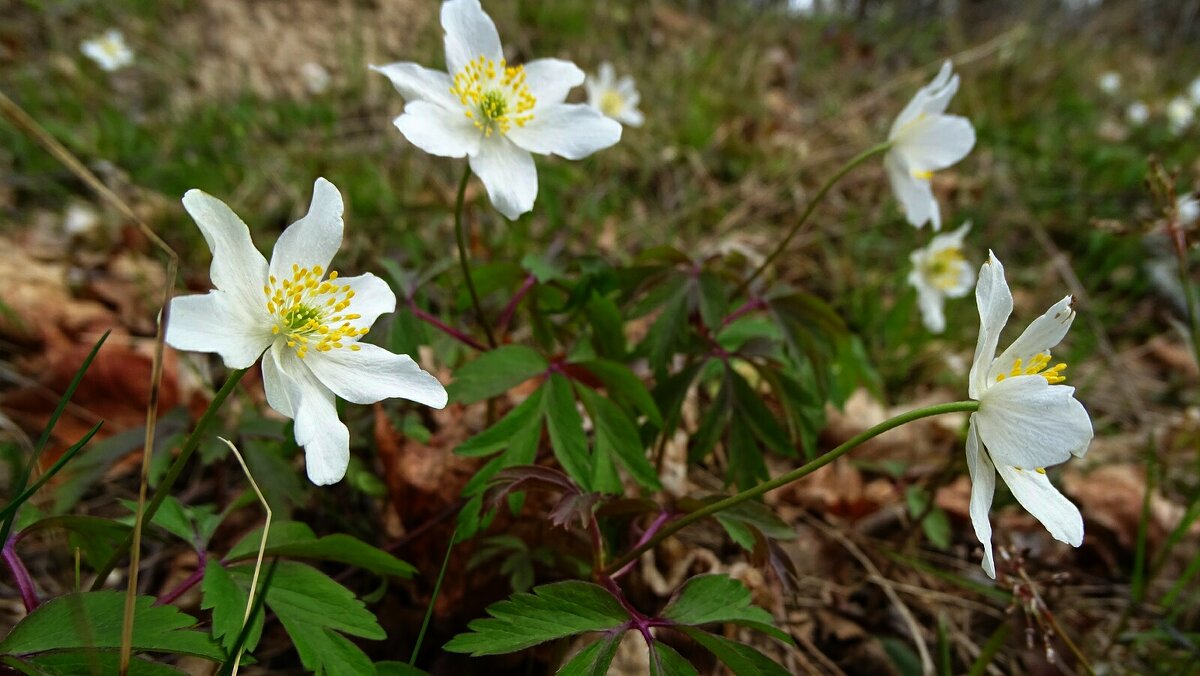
262;265;363;357
450;54;537;136
912;169;934;180
997;352;1068;385
1035;468;1047;475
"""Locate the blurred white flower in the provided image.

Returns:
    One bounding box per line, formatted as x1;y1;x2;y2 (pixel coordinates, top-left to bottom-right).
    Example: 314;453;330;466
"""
908;222;974;333
965;252;1093;578
585;63;644;127
371;0;621;220
164;178;448;485
1167;97;1194;135
885;61;976;231
1189;76;1200;106
80;29;133;72
1125;100;1149;127
63;203;99;236
300;62;331;94
1178;193;1199;226
1097;71;1121;95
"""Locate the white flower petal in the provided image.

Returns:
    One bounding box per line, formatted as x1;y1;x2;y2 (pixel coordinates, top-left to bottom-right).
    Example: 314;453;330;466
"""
269;178;344;282
523;58;584;104
333;272;397;337
890;61;956;137
468;136;537;220
597;62;616;88
166;292;271;369
442;0;503;76
915;283;946;333
894;115;975;171
370;62;457;107
262;342;295;418
394;100;482;158
619;108;644;128
305;342;448;408
884;150;939;229
968;252;1013;399
275;346;351;485
996;463;1084;547
966;418;997;579
181;189;269;313
944;260;975;298
989;295;1075;384
507;103;622;159
975;375;1093;467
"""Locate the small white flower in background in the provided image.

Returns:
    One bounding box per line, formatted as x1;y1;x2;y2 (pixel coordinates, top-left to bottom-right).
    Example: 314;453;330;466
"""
80;29;133;72
585;63;644;128
1097;71;1121;95
300;62;331;95
907;221;974;333
1188;76;1200;106
1178;193;1199;226
885;61;976;231
63;203;100;236
1125;100;1150;127
1167;97;1194;135
164;178;448;486
965;252;1093;578
371;0;621;220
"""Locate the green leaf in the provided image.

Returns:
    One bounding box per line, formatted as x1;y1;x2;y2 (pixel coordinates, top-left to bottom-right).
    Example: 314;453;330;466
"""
447;345;548;404
521;252;564;283
456;388;545;458
20;516;131;570
585;293;626;359
576;386;662;492
118;496;219;547
443;581;629;656
648;641;699;676
226;521;414;578
574;359;662;427
661;574;789;644
543;373;593;489
713;500;796;551
695;271;729;332
689;369;732;463
881;637;923;676
4;652;186;675
557;634;622;676
646;281;691;374
202;560;263;654
374;661;430;676
0;591;223;661
905;486;952;549
730;370;793;457
677;627;790;676
728;416;769;490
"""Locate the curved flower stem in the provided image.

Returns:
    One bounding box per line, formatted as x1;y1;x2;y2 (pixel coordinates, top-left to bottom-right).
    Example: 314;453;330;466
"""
453;165;497;349
2;535;38;612
91;368;249;591
735;142;892;298
602;400;979;575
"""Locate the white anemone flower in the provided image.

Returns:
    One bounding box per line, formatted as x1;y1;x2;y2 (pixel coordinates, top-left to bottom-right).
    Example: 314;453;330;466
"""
1178;193;1199;227
81;29;134;72
1167;97;1195;135
885;61;976;231
371;0;621;220
1126;100;1150;127
1188;76;1200;106
585;63;644;127
965;252;1093;578
907;221;974;333
1097;71;1121;95
164;178;448;486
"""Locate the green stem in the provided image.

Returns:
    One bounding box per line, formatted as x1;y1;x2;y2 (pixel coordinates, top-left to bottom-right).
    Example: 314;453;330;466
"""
602;399;978;575
410;527;457;666
453;164;497;348
91;368;248;590
735;142;892;297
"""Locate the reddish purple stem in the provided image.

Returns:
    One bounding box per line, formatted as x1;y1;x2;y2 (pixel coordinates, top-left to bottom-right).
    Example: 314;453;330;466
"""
156;549;207;606
611;511;673;580
722;297;766;327
3;535;39;612
497;274;537;333
408;301;487;351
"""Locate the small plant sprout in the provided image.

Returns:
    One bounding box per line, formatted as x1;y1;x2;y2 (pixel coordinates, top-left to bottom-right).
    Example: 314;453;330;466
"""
80;29;134;72
585;62;644;127
164;178;448;485
965;252;1093;578
1126;100;1150;126
886;61;976;230
908;221;974;333
1097;71;1121;95
371;0;621;219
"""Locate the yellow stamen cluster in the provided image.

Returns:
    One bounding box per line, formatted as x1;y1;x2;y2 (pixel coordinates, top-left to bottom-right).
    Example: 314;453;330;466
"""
1012;467;1049;475
263;263;368;359
923;246;966;291
451;55;536;136
995;352;1067;385
911;168;934;180
599;90;625;117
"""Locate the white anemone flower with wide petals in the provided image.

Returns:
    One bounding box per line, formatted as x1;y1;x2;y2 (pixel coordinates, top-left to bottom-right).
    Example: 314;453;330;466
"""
585;63;644;127
965;252;1093;578
165;178;448;486
81;29;134;72
371;0;621;220
907;221;974;333
885;61;976;231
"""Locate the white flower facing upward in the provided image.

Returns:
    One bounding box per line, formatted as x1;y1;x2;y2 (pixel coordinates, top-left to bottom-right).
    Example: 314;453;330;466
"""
965;252;1093;578
80;29;134;72
1126;100;1150;127
585;63;644;127
371;0;621;220
165;178;448;486
885;61;976;230
1097;71;1121;95
1167;97;1195;135
908;222;974;333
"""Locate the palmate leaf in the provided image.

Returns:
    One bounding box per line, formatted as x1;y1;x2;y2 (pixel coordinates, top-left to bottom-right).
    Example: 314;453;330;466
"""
660;574;792;644
647;642;699;676
443;581;629;656
712;499;796;551
557;634;622;676
201;560;263;654
2;652;185;675
544;373;593;488
676;627;790;676
447;345;548;404
224;520;415;578
576;385;662;492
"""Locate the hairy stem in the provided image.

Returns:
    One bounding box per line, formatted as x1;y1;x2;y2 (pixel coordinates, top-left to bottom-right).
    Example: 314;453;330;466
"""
603;400;979;575
3;535;38;612
453;165;497;348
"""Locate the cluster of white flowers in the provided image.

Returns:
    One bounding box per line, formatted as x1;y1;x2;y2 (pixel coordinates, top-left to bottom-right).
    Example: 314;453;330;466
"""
1095;71;1200;134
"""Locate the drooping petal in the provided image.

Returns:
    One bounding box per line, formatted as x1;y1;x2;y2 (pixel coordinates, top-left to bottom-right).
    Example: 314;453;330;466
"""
181;189;269;314
894;115;976;172
268;178;344;283
965;418;997;579
441;0;503;77
305;342;448;408
468;136;537;220
166;292;272;369
968;252;1013;399
523;58;585;105
332;272;397;337
370;62;458;107
988;295;1075;384
884;150;938;229
506;103;622;159
261;342;295;418
974;375;1093;467
914;282;947;333
394;100;482;158
274;345;351;485
995;463;1084;547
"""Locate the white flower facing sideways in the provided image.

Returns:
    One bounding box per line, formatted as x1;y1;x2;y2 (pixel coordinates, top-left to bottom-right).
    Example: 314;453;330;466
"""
164;178;448;485
371;0;622;220
886;61;976;231
908;221;974;333
965;252;1093;578
81;29;134;72
585;62;644;127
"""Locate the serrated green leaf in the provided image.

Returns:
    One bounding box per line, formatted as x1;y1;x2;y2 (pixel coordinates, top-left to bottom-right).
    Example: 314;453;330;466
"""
574;359;663;427
226;521;414;578
585;293;626;359
544;373;593;489
695;271;729;332
456;388;545;457
661;574;779;631
576;386;662;492
4;652;186;675
118;496;219;546
728;416;769;489
690;370;732;463
557;634;622;676
714;500;795;551
443;581;629;656
646;281;691;374
653;361;705;441
730;370;793;457
0;591;223;661
202;560;263;654
677;627;790;676
447;346;549;404
648;641;699;676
